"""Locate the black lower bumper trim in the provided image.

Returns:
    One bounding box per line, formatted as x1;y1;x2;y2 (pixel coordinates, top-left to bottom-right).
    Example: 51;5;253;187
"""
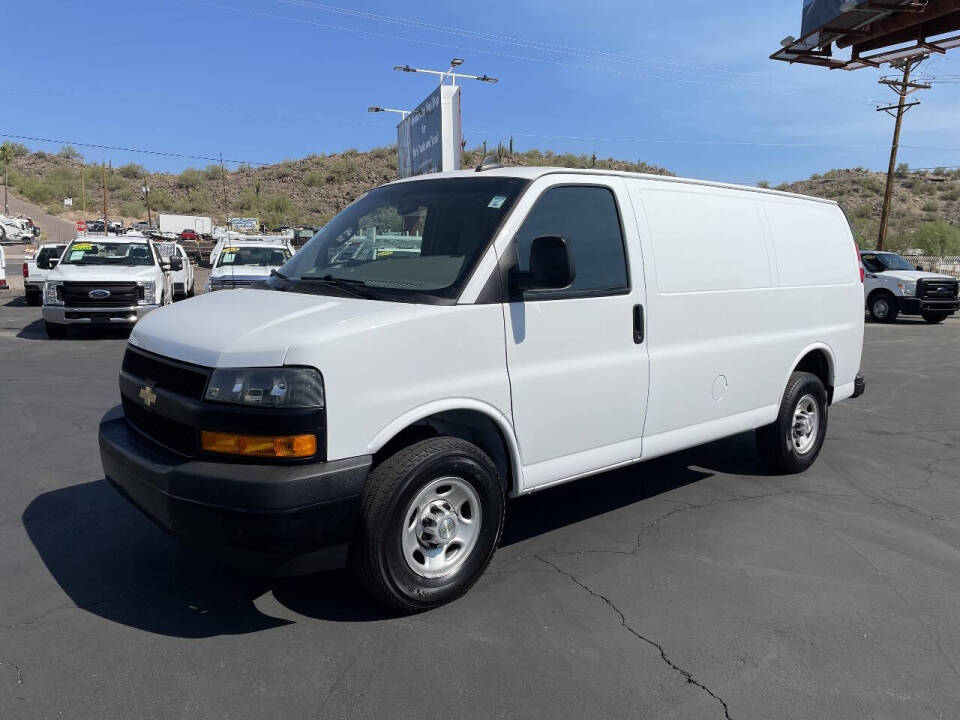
99;408;371;574
898;297;960;315
852;373;866;399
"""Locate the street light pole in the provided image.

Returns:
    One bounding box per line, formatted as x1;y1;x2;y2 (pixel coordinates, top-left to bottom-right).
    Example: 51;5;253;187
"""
393;58;498;86
368;106;415;119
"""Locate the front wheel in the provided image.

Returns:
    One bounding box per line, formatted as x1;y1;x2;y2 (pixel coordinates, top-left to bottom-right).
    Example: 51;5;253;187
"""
922;311;949;324
756;371;828;474
352;437;505;613
868;292;899;323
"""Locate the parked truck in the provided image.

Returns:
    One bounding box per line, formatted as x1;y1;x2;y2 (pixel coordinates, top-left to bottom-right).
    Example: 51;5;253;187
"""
158;214;213;237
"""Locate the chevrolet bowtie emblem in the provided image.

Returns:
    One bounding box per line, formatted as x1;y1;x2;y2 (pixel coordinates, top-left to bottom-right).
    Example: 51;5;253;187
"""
139;385;157;408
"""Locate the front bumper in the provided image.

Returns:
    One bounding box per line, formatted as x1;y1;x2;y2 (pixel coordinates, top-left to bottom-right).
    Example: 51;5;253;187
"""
99;408;371;575
897;297;960;315
42;303;160;325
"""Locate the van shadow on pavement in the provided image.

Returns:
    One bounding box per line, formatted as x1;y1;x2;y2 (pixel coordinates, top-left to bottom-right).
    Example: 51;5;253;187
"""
23;432;769;634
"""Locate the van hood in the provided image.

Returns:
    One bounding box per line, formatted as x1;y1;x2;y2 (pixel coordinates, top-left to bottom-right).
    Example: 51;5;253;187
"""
876;270;955;282
208;265;282;281
129;289;399;368
48;264;158;282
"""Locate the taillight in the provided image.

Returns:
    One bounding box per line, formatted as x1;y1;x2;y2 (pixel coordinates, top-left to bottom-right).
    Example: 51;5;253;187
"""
853;238;863;282
22;263;28;278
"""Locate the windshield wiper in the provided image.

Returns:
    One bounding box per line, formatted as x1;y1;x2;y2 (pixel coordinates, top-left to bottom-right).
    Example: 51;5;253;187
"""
296;274;389;300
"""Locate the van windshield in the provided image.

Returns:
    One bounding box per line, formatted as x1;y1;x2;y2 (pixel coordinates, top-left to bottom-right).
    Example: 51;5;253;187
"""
277;177;528;302
61;241;155;266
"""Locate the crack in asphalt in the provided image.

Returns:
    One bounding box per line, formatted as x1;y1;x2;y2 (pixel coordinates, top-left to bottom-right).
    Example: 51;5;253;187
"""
535;555;733;720
0;659;24;686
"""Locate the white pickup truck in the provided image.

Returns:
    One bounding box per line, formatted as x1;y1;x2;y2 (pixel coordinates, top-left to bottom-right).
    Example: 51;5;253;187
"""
22;243;68;305
0;215;35;244
152;241;196;300
204;237;293;291
860;250;960;323
42;234;182;338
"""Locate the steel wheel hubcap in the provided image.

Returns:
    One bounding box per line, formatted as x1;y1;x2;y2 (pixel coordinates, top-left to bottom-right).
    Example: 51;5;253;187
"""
790;394;820;455
873;299;888;318
401;477;482;579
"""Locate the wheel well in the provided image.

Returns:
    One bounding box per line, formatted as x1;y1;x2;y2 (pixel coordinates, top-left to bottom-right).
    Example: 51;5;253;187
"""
373;410;515;494
793;349;834;403
867;287;894;304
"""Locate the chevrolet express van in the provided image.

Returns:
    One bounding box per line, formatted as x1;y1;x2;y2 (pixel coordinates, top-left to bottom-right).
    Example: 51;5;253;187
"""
99;168;866;611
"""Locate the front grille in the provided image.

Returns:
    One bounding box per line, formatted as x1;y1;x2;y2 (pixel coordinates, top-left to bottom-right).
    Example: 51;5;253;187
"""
122;347;208;400
122;396;198;456
219;278;258;289
62;281;140;307
917;278;958;300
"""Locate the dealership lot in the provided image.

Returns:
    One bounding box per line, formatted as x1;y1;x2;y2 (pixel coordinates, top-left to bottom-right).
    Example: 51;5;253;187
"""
1;293;959;719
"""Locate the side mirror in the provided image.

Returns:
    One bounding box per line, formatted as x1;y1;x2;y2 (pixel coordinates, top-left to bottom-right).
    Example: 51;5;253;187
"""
511;236;576;292
168;255;184;271
916;265;924;272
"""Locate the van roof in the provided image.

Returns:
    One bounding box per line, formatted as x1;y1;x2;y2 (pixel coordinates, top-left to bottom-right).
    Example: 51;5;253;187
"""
387;166;838;206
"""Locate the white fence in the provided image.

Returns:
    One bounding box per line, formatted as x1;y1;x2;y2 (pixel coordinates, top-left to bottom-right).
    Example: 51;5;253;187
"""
904;256;960;278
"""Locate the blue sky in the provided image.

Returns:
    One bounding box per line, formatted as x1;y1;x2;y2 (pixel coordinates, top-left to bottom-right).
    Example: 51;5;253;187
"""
5;0;960;184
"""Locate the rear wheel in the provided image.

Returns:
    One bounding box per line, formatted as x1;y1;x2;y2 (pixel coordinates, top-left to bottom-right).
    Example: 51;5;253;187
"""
868;292;898;323
44;321;68;339
352;437;505;613
25;290;41;306
756;371;828;474
922;311;949;324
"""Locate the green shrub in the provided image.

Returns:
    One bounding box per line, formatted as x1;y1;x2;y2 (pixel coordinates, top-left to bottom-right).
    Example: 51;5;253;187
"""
57;145;83;160
304;169;326;187
117;163;146;179
922;201;939;212
756;180;770;189
121;201;146;218
906;220;960;255
941;187;960;201
204;164;225;180
176;168;205;189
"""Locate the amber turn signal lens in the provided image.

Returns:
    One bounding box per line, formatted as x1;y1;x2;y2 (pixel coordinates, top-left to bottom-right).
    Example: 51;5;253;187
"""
200;431;317;458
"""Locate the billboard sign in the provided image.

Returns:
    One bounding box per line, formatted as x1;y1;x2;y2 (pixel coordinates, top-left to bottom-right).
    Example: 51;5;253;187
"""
801;0;867;37
229;217;258;231
397;84;462;179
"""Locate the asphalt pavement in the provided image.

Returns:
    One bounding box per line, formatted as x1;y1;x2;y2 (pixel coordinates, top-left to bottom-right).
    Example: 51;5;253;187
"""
1;291;958;720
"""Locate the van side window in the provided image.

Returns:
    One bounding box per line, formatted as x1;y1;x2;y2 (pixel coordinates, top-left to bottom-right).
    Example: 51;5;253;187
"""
515;185;628;296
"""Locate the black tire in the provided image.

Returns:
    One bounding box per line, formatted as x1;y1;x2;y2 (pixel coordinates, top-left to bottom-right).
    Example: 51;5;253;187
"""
44;321;68;339
352;437;505;613
868;292;899;323
756;371;828;474
921;311;949;324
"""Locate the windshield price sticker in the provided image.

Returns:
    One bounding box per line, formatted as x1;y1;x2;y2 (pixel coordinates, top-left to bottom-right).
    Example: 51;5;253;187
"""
488;196;507;209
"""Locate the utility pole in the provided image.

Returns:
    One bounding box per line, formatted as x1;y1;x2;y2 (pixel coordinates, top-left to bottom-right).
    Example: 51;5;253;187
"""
142;180;152;228
876;55;929;251
3;165;7;215
102;163;108;233
80;160;86;215
219;153;229;221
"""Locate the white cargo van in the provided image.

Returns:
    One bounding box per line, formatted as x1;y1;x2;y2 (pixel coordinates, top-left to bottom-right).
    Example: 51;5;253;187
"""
99;168;865;611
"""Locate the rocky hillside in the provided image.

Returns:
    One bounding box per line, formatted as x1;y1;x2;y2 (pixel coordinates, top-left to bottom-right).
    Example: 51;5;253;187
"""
773;168;960;254
0;143;671;231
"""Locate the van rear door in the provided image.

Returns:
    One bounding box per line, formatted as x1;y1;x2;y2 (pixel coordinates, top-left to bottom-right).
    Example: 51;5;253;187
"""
500;176;649;489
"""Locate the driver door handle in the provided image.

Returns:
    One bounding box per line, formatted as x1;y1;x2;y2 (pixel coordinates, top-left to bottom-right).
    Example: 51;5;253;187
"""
633;304;644;344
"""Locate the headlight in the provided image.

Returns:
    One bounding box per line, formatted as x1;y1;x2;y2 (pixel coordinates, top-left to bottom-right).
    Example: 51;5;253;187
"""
45;281;63;305
205;367;325;408
897;281;916;297
138;280;157;305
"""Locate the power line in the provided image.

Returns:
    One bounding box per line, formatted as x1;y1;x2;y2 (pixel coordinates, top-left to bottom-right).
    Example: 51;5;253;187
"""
195;1;816;96
0;132;267;166
464;128;960;152
274;0;802;85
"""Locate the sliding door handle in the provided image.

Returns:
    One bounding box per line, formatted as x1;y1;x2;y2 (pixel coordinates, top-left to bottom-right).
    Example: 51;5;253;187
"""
633;304;644;344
